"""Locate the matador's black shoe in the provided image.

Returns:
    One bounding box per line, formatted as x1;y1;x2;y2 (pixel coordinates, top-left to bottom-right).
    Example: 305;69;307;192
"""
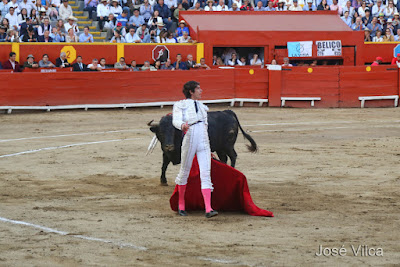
178;210;188;216
205;210;218;218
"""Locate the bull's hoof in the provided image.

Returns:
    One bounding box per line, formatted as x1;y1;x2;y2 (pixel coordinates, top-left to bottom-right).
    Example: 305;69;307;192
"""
160;182;168;186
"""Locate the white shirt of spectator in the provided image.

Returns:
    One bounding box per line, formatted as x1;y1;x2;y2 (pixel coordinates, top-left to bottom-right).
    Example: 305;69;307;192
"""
109;5;122;16
97;3;110;17
204;5;216;11
287;0;305;7
372;35;383;42
177;35;191;43
5;12;18;30
7;1;19;13
384;6;397;17
64;22;79;34
371;3;385;17
148;0;157;5
250;58;262;65
165;37;176;43
19;0;35;15
358;6;368;17
51;0;61;8
288;3;303;10
216;4;229;10
59;4;73;21
125;32;141;43
232;0;242;7
237;60;246;66
165;0;177;8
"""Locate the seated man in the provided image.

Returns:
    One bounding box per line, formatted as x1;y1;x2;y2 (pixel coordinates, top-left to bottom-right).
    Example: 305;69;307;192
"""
72;56;88;71
125;27;141;43
116;10;129;28
177;31;192;43
99;58;107;69
195;57;211;69
185;54;197;69
141;60;156;70
128;8;144;29
37;30;53;42
160;58;175;70
172;53;187;70
87;58;103;71
3;52;22;72
110;29;126;43
114;57;128;69
282;57;293;67
136;24;151;43
79;26;94;42
55;51;71;68
39;54;56;68
130;60;140;71
23;54;39;69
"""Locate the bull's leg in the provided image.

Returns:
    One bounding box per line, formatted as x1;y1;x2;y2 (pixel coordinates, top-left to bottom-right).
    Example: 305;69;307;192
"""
161;153;170;186
216;151;228;164
226;148;237;168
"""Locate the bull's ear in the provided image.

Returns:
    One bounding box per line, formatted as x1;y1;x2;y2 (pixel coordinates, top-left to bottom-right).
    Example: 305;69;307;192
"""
150;126;159;133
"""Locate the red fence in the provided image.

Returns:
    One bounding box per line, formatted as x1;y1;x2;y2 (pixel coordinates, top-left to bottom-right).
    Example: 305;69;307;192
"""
0;66;399;109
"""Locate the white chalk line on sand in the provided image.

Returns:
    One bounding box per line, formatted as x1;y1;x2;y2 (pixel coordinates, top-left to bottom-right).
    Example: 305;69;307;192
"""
0;216;241;265
250;124;400;133
243;119;400;127
0;129;147;143
0;138;142;158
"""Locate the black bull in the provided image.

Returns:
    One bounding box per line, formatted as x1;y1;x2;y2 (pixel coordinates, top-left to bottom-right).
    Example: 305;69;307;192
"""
148;110;257;185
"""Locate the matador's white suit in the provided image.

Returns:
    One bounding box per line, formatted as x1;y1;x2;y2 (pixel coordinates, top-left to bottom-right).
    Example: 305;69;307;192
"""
172;98;213;190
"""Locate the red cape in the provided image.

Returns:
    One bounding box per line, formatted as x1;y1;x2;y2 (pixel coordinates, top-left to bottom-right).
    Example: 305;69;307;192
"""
170;157;274;217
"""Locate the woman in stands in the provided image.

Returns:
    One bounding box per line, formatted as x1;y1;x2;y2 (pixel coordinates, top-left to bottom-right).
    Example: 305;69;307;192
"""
147;9;160;31
110;0;122;17
317;0;330;10
156;29;167;43
18;8;28;25
165;31;177;43
250;53;262;66
383;28;395;41
276;0;287;11
373;30;383;42
172;81;218;218
154;60;162;70
65;27;77;42
1;18;10;30
205;0;216;11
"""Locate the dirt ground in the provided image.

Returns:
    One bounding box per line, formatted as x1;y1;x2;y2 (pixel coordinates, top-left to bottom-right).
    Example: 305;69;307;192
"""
0;106;399;266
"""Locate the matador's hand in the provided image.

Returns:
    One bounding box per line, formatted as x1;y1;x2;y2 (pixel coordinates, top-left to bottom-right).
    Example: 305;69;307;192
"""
181;122;189;132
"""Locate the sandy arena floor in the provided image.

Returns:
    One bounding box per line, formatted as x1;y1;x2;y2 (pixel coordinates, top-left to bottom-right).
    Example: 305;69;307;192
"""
0;107;399;266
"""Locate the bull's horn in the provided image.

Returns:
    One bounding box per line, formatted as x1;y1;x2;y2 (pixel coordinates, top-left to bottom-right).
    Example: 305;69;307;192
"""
147;120;159;127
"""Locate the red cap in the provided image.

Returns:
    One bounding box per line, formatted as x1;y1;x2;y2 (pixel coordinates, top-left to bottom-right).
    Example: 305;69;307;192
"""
397;53;400;57
376;56;383;61
117;22;122;26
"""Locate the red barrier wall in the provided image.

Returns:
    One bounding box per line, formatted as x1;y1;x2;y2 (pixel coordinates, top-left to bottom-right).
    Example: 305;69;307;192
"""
339;65;399;108
0;44;12;63
363;43;399;64
234;68;268;99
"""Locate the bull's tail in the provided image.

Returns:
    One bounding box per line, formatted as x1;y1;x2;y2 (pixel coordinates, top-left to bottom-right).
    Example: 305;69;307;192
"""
225;110;258;153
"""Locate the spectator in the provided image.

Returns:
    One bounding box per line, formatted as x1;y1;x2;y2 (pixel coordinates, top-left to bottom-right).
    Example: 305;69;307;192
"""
110;29;126;42
5;7;18;31
303;0;316;10
0;0;9;17
22;25;38;42
165;31;176;42
165;0;177;10
129;8;145;28
59;0;73;21
72;55;88;71
173;3;185;22
352;16;365;30
116;10;129;27
56;19;67;35
114;22;126;36
6;29;19;42
372;29;383;41
237;56;246;65
216;0;229;10
141;60;156;70
19;0;35;16
1;18;10;31
136;23;151;42
3;52;21;71
55;51;70;67
37;17;52;36
17;8;28;25
277;0;288;10
0;25;7;41
371;0;384;18
23;54;39;69
154;0;172;29
250;53;262;65
140;0;154;22
49;0;61;20
270;59;277;65
362;8;372;26
177;30;192;43
282;57;293;67
254;1;265;10
357;1;368;17
79;25;94;42
378;12;385;25
240;0;254;10
38;7;48;24
65;27;78;42
265;1;276;10
215;57;224;65
104;13;115;40
383;28;395;41
19;17;33;37
391;12;400;26
330;0;342;14
371;56;382;65
205;0;215;10
110;0;122;17
99;58;106;69
190;1;204;10
38;29;53;42
342;0;355;17
288;0;302;10
364;27;372;41
228;53;239;66
130;59;140;71
367;16;382;37
160;58;174;69
383;18;395;35
97;0;109;31
114;56;128;69
172;53;187;70
125;27;141;42
341;11;352;27
176;20;188;37
185;54;196;69
155;28;167;42
391;53;400;65
154;59;162;70
181;0;190;10
147;10;162;31
87;58;102;71
64;16;79;34
38;53;55;67
394;28;400;41
6;0;19;12
84;0;98;21
195;57;210;69
50;27;65;41
317;0;330;10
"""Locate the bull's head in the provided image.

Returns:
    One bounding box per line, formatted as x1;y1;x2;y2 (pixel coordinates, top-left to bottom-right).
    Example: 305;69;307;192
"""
148;115;179;154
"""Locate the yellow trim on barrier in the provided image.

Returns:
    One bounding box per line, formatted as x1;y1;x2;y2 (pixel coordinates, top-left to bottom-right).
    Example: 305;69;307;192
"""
12;43;20;62
196;42;204;63
117;43;124;60
364;41;400;44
